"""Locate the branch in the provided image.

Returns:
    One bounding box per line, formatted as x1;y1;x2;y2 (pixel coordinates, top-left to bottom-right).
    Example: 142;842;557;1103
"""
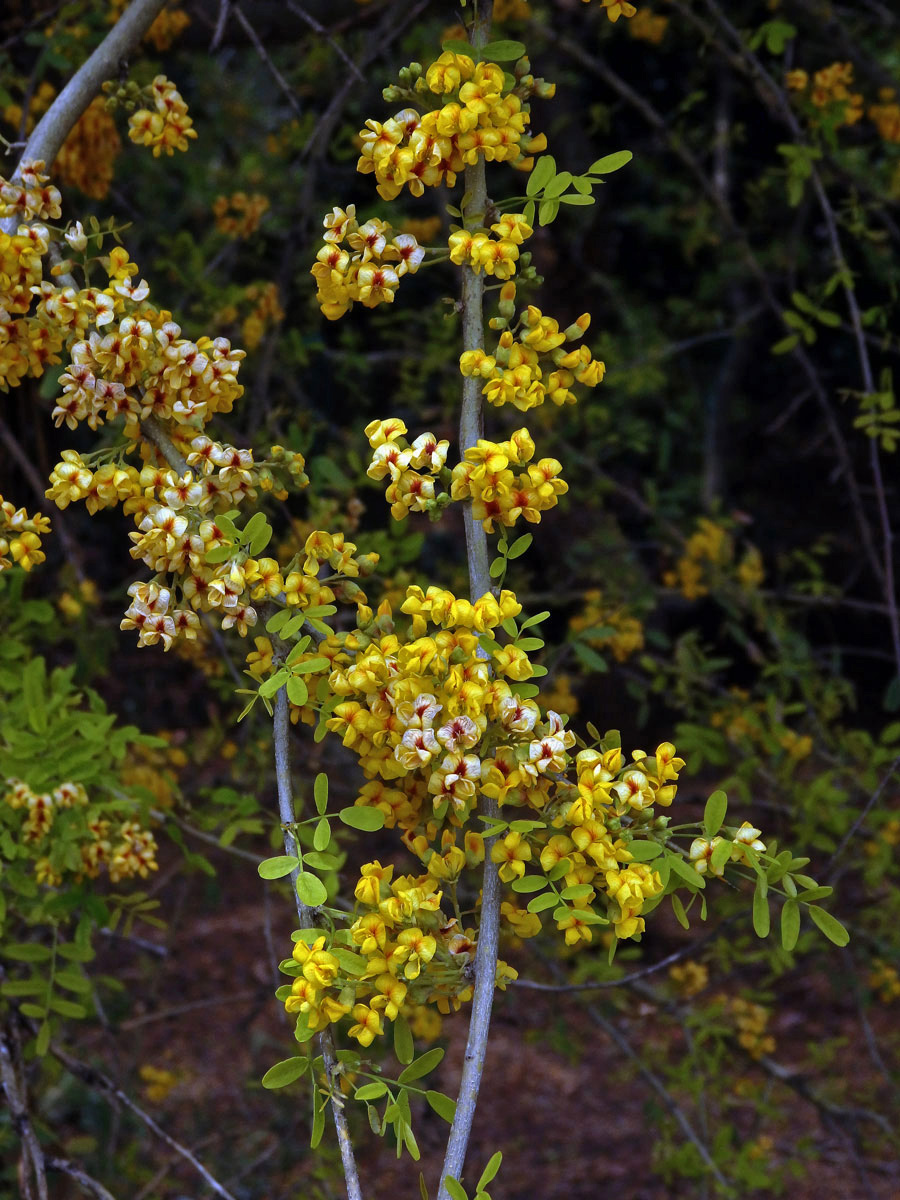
46;1038;239;1200
273;688;364;1200
45;1156;118;1200
0;1020;48;1200
0;0;169;234
438;8;500;1196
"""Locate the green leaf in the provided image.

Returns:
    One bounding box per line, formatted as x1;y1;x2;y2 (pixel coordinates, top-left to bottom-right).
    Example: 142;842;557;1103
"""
310;1095;325;1149
480;39;526;61
286;676;309;706
703;790;727;838
510;875;547;893
489;557;506;579
3;942;52;962
259;670;289;699
807;905;849;946
339;806;385;831
527;892;559;914
445;1178;468;1200
538;197;560;226
355;1081;388;1101
506;533;532;560
628;841;663;862
302;852;339;871
35;1020;51;1057
671;893;690;930
710;839;732;875
781;898;800;951
426;1090;457;1123
314;773;329;814
293;657;331;675
753;880;771;938
262;1057;309;1088
559;194;595;205
477;1151;503;1191
588;149;633;175
527;155;557;197
313;817;331;851
296;872;328;907
394;1015;414;1065
399;1047;444;1084
442;39;475;57
520;610;550;630
258;855;299;880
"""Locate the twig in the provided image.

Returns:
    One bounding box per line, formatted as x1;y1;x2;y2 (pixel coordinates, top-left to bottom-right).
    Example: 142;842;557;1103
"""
140;413;190;476
0;0;170;234
119;989;263;1030
0;1019;48;1200
285;1;365;81
46;1038;239;1200
512;929;720;993
44;1156;118;1200
230;4;305;121
825;753;900;882
272;688;364;1200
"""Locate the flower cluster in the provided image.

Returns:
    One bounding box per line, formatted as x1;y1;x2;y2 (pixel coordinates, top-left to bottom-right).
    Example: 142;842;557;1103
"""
358;53;547;202
662;517;764;600
461;290;603;411
312;588;686;944
869;959;900;1003
628;8;668;43
719;995;775;1059
450;427;567;532
55;97;123;199
583;0;637;21
569;588;644;661
786;62;863;127
0;496;51;573
689;822;766;878
669;960;709;998
108;0;191;52
127;76;197;157
2;777;158;886
281;863;518;1046
448;212;533;281
364;417;450;521
213;192;270;238
311;206;424;320
869;88;900;144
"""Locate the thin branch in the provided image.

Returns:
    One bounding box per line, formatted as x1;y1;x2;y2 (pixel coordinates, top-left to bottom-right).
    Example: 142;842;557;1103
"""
140;414;190;475
230;5;305;121
438;7;500;1196
273;688;364;1200
46;1038;239;1200
825;753;900;883
0;1020;48;1200
285;1;364;82
0;0;169;234
44;1156;118;1200
512;930;720;993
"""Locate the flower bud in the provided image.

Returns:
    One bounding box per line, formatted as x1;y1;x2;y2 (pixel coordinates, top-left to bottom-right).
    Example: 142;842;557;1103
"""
65;221;88;252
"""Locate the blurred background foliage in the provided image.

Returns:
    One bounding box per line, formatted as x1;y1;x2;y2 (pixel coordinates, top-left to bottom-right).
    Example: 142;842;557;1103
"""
1;0;899;1196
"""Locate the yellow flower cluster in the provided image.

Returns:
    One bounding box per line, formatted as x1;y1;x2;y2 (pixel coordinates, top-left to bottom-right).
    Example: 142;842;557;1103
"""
449;212;533;281
869;959;900;1003
240;281;284;350
689;822;766;878
0;495;51;572
128;76;198;157
316;589;686;943
108;0;191;51
139;1064;181;1103
281;864;518;1045
869;88;900;143
669;960;709;998
461;290;603;411
357;54;546;202
662;517;764;600
364;417;450;521
628;9;668;43
3;778;158;885
311;206;424;320
450;427;567;532
786;63;863;127
55;97;123;199
0;166;68;391
212;192;270;238
569;588;644;662
719;995;775;1059
582;0;637;21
